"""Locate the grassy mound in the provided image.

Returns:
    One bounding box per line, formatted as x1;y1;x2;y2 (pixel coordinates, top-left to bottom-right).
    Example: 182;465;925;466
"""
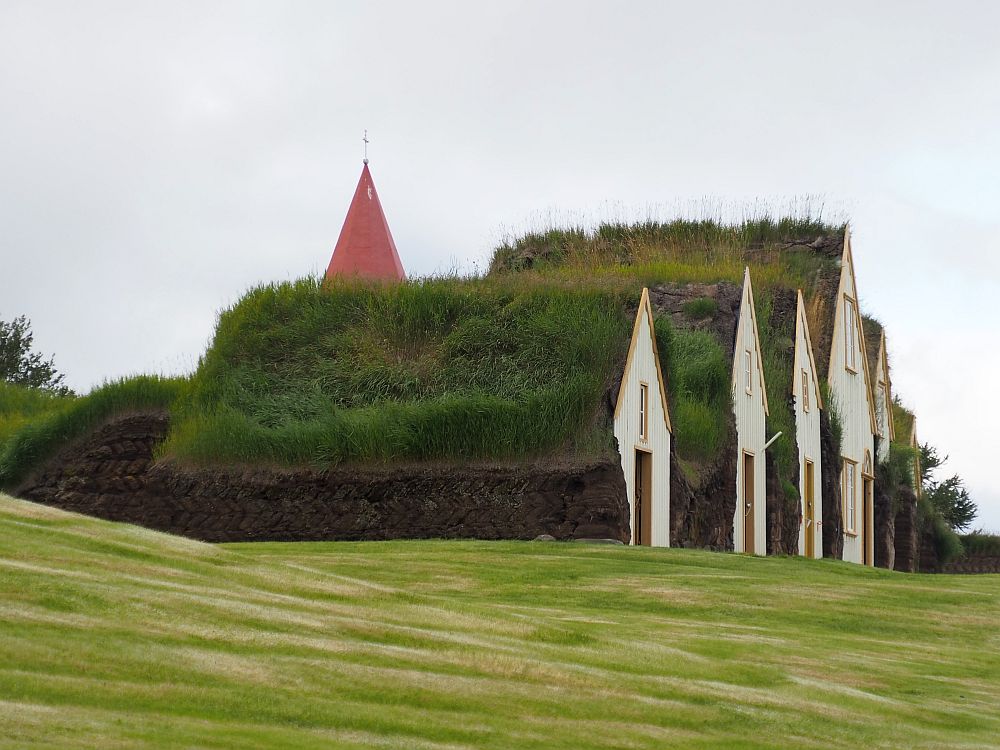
2;494;998;749
163;277;632;467
0;376;183;490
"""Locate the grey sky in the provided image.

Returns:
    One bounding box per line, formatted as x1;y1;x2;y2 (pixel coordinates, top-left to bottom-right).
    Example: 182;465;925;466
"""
2;1;999;528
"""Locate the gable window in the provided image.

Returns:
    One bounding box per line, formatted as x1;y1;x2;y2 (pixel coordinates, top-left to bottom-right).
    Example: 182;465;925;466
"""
744;350;753;394
638;382;649;441
844;296;857;372
842;459;857;534
801;369;810;412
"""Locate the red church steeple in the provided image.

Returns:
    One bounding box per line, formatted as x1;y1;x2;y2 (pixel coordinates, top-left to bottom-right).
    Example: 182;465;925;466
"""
325;156;406;282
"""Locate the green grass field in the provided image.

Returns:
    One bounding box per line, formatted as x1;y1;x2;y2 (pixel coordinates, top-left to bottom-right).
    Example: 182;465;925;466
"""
2;494;998;749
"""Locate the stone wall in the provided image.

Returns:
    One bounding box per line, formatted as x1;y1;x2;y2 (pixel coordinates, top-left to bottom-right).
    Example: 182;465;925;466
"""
892;487;919;572
16;412;630;544
942;555;1000;574
820;408;844;560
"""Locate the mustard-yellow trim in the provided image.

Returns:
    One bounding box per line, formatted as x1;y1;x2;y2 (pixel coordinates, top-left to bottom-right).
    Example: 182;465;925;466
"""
615;288;673;433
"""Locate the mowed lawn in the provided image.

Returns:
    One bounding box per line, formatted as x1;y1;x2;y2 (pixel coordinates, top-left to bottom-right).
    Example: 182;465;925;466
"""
0;495;998;749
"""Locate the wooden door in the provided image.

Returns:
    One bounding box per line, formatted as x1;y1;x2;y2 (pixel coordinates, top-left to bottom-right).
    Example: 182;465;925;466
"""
634;450;652;546
804;460;815;558
863;476;873;566
743;452;755;554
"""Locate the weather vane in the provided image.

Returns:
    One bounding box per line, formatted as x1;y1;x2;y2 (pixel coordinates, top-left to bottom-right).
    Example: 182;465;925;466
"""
363;129;369;165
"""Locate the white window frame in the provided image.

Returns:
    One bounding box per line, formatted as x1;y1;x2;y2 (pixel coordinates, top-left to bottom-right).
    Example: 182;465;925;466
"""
844;296;857;373
801;369;810;412
843;458;857;535
638;382;649;441
744;349;753;394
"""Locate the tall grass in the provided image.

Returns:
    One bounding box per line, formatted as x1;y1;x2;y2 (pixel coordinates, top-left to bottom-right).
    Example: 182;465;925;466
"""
164;276;631;466
653;316;729;468
755;290;799;499
0;376;184;490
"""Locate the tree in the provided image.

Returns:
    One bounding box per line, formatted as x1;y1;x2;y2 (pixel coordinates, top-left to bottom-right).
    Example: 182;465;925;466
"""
927;476;977;532
919;442;977;532
0;315;72;395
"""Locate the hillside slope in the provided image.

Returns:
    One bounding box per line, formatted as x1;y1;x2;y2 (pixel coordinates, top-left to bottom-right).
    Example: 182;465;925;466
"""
1;494;998;749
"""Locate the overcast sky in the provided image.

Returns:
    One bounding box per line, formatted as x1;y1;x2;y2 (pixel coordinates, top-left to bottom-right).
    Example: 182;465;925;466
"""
2;1;999;529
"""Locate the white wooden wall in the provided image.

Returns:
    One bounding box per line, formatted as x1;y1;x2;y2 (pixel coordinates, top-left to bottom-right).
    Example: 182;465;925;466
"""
793;292;823;559
827;233;876;565
732;269;767;555
614;290;671;547
873;336;891;464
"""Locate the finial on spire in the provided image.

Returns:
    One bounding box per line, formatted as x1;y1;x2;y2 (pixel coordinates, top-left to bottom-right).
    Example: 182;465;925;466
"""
363;129;369;165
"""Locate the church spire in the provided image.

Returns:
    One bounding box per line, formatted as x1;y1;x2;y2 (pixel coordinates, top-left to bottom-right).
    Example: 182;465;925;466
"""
324;144;405;282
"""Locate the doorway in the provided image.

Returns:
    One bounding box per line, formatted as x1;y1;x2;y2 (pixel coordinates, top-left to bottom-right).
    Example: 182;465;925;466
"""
743;452;755;554
634;449;652;546
804;459;815;558
862;475;873;566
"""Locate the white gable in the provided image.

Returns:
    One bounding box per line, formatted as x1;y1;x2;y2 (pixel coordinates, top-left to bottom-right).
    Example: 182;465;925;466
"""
614;288;671;547
873;332;893;463
827;228;877;565
732;268;767;555
793;291;823;559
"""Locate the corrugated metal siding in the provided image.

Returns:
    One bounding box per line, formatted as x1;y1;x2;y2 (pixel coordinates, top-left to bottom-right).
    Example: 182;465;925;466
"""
794;301;823;559
828;256;876;565
614;303;671;547
732;275;767;554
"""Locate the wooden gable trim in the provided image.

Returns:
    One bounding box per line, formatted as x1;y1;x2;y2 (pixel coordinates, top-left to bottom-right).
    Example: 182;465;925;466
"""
794;289;824;410
826;228;878;434
730;267;769;415
615;288;673;433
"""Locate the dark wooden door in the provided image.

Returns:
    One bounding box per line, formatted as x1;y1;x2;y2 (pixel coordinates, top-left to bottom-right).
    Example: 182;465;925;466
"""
743;452;755;554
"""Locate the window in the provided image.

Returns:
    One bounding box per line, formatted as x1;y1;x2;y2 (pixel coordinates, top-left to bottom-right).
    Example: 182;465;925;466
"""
842;459;857;534
744;350;753;394
844;296;857;372
801;369;810;412
638;382;649;441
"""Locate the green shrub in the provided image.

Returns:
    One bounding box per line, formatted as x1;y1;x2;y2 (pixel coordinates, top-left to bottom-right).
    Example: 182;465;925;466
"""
918;496;965;565
0;382;74;449
959;532;1000;556
682;297;718;320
